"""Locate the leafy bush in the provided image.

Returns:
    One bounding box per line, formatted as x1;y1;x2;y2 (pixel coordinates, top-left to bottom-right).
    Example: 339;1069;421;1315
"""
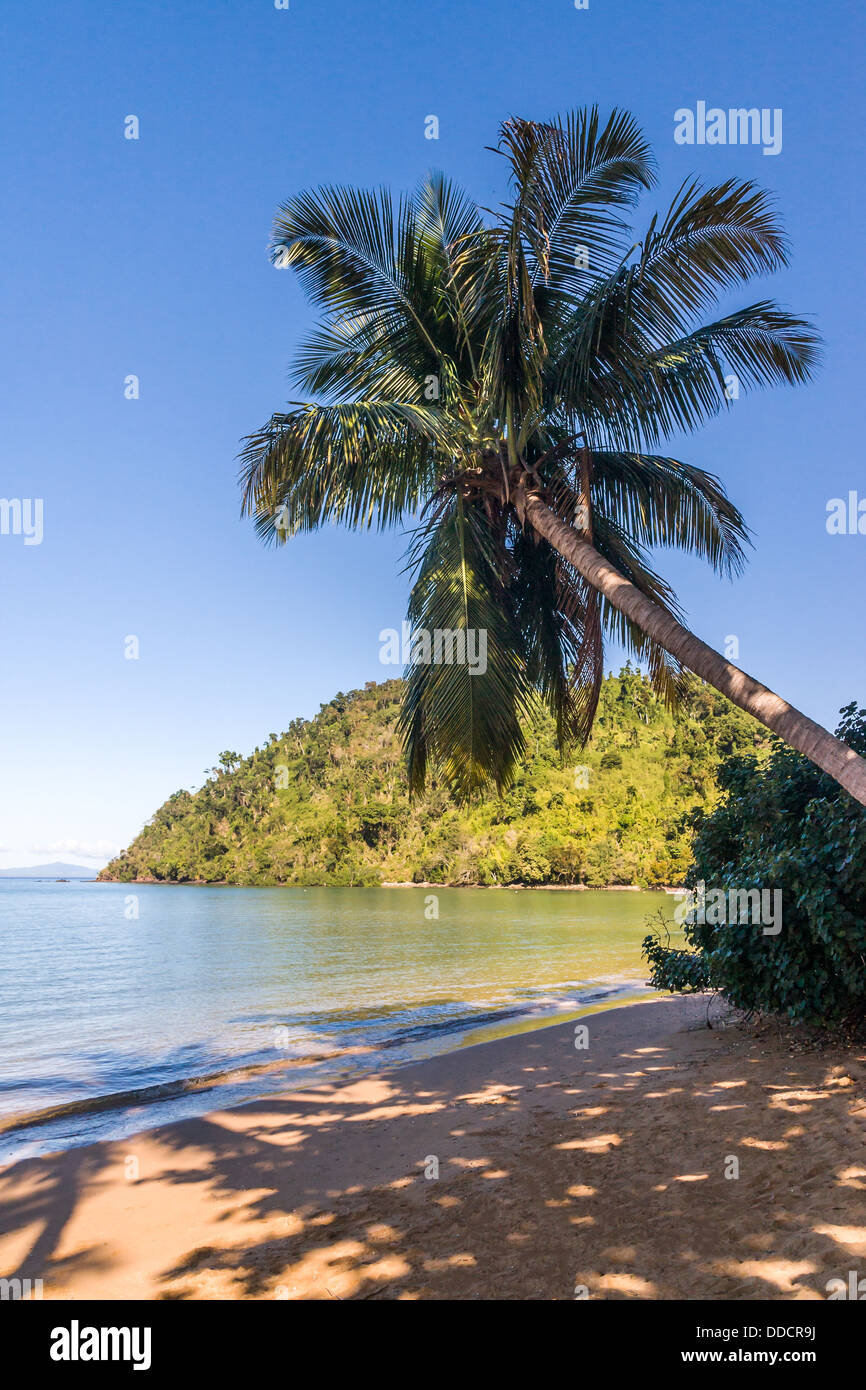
546;842;585;884
642;912;710;992
643;704;866;1024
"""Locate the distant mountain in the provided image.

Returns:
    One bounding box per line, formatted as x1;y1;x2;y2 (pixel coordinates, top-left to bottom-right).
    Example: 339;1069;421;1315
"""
99;670;768;889
0;862;99;879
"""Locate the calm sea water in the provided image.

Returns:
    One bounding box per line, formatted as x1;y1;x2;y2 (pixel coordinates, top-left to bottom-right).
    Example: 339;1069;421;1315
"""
0;880;675;1160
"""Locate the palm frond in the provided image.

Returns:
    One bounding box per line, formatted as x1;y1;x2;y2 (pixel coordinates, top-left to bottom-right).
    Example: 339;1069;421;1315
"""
398;496;533;799
415;172;494;371
271;184;443;363
590;451;750;578
553;299;820;449
291;316;429;403
495;107;654;289
239;401;453;538
511;528;586;746
629;177;789;330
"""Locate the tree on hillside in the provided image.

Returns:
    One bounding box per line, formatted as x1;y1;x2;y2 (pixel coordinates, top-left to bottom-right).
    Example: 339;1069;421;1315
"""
240;108;866;804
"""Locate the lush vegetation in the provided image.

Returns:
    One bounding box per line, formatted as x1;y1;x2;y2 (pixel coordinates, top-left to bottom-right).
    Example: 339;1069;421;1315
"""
100;667;766;889
643;704;866;1024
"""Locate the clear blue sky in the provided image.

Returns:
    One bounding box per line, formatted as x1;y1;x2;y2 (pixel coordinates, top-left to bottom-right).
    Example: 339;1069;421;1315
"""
1;0;863;868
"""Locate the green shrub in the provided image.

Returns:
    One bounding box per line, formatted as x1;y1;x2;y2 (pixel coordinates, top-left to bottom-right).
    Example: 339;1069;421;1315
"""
547;842;585;884
643;704;866;1024
642;913;711;992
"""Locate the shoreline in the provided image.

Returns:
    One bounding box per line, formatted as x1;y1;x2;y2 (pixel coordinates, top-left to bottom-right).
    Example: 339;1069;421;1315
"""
0;980;654;1158
3;993;865;1300
94;878;682;892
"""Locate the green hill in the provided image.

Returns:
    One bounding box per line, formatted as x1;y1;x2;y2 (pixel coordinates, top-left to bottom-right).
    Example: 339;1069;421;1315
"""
99;666;768;889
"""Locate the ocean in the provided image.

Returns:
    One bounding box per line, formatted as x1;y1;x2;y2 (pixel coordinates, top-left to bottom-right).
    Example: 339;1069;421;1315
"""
0;879;675;1160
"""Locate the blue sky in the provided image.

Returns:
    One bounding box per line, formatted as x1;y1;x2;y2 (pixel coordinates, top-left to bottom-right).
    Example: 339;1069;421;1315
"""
1;0;863;868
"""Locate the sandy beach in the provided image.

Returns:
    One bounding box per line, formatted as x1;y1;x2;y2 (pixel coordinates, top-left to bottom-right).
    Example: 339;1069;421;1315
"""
2;994;865;1301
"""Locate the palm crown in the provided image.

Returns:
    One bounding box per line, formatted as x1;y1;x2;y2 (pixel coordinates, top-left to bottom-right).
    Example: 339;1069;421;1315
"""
240;107;821;801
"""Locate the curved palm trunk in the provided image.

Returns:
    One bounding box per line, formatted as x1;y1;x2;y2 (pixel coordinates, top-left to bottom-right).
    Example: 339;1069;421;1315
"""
523;492;866;807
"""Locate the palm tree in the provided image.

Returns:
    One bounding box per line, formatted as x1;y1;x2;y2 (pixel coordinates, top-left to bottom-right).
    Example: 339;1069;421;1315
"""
240;108;866;806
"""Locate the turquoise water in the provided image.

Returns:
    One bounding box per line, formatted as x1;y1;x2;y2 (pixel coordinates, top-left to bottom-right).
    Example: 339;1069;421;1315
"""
0;880;674;1160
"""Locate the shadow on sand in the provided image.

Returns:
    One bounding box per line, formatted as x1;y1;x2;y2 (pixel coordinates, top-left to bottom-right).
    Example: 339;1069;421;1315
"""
2;998;866;1300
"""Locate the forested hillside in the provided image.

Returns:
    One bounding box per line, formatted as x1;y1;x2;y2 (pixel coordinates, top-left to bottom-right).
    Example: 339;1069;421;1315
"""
99;666;767;888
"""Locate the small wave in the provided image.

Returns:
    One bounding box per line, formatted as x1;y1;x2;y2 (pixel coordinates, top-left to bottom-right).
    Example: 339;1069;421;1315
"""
0;1044;372;1135
0;978;649;1146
